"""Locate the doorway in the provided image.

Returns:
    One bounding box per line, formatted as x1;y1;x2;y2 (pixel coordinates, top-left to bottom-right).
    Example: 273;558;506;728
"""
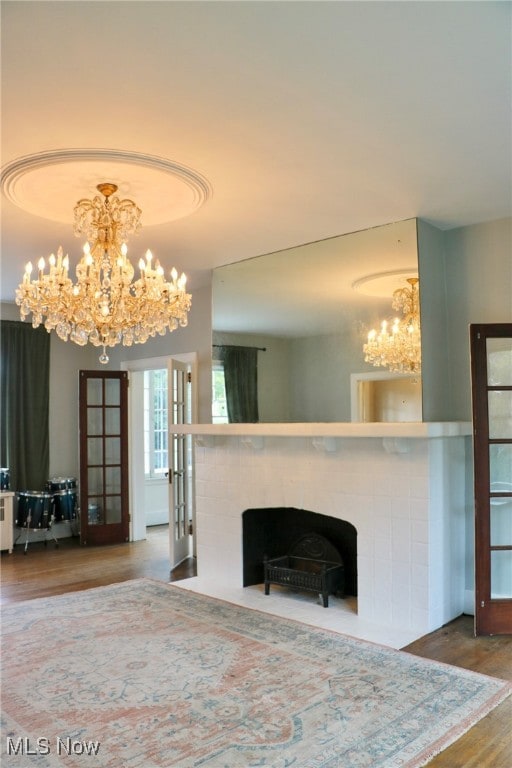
350;371;422;422
78;370;129;546
123;354;197;568
470;324;512;635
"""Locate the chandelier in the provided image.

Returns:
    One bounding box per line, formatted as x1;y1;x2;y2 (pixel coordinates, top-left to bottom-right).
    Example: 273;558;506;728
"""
15;183;191;364
363;277;421;375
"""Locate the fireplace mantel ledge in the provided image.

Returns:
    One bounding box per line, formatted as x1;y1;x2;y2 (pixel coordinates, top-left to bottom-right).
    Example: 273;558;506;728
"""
172;422;472;439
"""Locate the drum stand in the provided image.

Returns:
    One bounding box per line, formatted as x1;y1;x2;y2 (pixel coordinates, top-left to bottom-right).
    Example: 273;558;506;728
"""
14;513;59;553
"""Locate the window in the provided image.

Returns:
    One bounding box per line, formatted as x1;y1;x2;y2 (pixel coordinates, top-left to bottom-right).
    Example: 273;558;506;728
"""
144;369;168;478
212;361;228;424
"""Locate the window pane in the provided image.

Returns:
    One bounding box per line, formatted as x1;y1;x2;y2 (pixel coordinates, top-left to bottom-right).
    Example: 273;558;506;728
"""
105;467;121;494
212;367;228;424
87;379;102;405
490;444;512;490
490;498;512;547
105;437;120;465
88;467;103;494
105;496;122;525
143;369;168;478
105;378;121;406
87;408;102;435
487;338;512;385
105;408;120;435
490;550;512;599
488;392;512;439
87;437;103;465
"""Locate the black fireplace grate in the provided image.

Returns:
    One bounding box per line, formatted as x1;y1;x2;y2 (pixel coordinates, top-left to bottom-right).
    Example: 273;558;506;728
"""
264;533;345;608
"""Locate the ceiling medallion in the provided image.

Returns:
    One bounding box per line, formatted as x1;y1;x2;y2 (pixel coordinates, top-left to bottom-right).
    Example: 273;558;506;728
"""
1;148;212;225
352;268;419;298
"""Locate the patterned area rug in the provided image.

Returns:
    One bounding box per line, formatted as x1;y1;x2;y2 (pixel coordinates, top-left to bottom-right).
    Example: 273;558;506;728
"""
1;579;510;768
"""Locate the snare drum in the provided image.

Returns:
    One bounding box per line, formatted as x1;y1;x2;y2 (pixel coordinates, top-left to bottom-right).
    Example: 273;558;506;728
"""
52;489;77;522
46;476;77;492
0;468;10;490
16;491;52;529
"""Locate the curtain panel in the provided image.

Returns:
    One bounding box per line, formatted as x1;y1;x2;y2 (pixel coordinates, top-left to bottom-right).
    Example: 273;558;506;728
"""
0;320;50;490
218;345;259;423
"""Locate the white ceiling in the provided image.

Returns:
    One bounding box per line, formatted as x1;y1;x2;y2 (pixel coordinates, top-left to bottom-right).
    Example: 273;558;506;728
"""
1;1;511;331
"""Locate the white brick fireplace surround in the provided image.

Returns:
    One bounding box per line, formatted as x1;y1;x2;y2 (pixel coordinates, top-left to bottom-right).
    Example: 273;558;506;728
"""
177;422;472;641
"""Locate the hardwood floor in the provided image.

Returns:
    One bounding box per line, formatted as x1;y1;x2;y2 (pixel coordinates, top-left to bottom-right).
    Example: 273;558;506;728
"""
1;529;511;767
404;618;512;767
0;526;185;604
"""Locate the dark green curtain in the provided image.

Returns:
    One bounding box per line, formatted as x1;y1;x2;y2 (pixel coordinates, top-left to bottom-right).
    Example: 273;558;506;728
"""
219;345;259;423
0;320;50;490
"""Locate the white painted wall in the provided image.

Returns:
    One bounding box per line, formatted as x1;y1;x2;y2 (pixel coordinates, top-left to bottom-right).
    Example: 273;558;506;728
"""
444;217;512;420
449;217;512;603
144;480;168;526
418;217;511;422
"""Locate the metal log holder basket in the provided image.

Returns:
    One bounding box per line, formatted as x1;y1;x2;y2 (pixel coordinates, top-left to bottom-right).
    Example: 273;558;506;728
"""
264;533;345;608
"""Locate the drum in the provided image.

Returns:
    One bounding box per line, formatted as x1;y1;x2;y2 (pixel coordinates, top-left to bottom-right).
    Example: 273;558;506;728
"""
46;476;77;492
16;491;52;529
52;490;78;522
0;468;10;491
87;503;102;525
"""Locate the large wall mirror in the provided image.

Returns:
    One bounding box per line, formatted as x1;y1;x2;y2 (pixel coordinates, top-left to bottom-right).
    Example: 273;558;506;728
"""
212;218;421;423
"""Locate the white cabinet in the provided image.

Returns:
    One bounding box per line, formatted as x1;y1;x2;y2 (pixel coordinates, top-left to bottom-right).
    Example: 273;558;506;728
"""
0;492;14;553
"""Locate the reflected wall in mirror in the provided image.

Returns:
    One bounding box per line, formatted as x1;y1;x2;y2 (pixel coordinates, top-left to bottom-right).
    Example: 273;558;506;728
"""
212;218;421;423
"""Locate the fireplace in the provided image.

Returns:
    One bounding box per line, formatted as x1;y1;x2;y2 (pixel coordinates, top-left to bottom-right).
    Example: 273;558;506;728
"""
242;507;357;596
190;426;469;634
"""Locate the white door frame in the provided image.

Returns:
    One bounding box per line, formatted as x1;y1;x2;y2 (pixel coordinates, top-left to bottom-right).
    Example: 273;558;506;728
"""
122;353;198;546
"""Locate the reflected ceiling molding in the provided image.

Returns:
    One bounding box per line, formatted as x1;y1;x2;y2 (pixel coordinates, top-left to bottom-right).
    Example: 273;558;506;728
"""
352;268;419;298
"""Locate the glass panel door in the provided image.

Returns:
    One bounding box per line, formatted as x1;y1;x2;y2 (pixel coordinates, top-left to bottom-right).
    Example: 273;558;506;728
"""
79;371;129;545
471;325;512;634
168;359;192;569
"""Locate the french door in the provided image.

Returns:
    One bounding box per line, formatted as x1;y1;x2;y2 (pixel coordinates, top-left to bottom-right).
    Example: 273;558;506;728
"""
470;324;512;635
79;370;129;545
168;359;193;568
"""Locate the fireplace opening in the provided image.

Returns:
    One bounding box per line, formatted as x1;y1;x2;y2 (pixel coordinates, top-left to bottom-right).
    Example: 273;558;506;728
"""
242;508;357;597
